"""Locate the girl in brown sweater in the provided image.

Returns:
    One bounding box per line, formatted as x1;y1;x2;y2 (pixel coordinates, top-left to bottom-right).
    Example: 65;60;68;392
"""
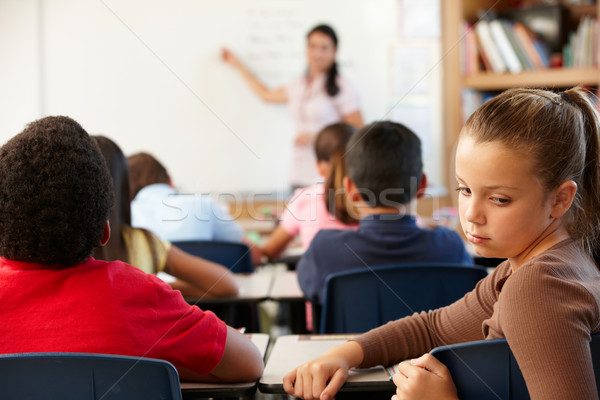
283;87;600;400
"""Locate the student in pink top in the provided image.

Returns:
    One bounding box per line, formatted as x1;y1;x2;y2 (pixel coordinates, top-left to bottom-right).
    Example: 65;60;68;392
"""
222;24;363;188
259;122;359;262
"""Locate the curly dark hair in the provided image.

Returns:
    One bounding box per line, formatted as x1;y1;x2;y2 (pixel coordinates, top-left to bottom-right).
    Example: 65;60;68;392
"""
0;116;114;266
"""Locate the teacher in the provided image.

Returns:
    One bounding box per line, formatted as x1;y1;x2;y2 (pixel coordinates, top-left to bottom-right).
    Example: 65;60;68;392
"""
222;24;364;188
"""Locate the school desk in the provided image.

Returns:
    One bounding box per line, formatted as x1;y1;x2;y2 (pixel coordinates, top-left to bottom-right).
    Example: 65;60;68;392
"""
269;270;309;334
180;333;269;399
258;334;395;397
269;270;304;301
237;218;278;236
184;272;274;305
274;245;305;270
183;272;274;332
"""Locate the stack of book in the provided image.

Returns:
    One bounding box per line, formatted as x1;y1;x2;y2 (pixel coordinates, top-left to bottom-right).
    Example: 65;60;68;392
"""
463;18;551;75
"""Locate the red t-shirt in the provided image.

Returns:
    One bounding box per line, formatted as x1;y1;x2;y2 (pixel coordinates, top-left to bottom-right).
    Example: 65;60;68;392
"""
0;257;227;375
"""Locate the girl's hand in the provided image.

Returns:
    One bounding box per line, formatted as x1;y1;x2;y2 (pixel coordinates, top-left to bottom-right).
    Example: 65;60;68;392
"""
392;354;459;400
283;355;349;400
282;341;363;400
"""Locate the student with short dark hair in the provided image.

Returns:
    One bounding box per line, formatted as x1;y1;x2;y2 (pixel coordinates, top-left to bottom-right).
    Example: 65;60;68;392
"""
127;151;244;243
296;120;473;304
0;116;263;382
128;152;170;201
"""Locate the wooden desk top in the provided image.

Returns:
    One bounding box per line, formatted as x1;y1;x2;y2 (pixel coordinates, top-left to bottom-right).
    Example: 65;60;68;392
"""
259;334;394;394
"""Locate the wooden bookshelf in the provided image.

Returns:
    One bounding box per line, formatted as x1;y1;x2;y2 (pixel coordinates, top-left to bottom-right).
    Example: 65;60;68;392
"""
441;0;600;200
463;67;600;90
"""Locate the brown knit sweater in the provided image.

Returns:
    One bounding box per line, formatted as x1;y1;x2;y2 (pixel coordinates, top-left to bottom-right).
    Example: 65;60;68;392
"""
353;239;600;400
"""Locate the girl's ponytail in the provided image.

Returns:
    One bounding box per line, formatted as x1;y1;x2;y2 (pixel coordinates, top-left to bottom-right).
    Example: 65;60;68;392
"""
565;88;600;263
325;150;357;224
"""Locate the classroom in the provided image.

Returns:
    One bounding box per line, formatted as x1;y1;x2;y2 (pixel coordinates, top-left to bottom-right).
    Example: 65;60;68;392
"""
0;0;599;399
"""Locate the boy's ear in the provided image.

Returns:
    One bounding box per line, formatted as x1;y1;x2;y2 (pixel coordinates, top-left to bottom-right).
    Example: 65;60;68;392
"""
343;176;361;203
550;180;577;219
416;173;428;199
100;221;111;246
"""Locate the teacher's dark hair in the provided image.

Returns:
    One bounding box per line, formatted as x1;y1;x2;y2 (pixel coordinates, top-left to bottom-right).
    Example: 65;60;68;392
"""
308;24;339;97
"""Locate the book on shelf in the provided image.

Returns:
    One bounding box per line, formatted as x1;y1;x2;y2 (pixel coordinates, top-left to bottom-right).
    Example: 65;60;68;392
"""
489;19;523;73
474;19;507;74
462;21;479;75
501;20;534;70
564;16;598;68
474;34;494;72
463;6;598;75
531;38;551;67
512;21;548;69
466;17;556;74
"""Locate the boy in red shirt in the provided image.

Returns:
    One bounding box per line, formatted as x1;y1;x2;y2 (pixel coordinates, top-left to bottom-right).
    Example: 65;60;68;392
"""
0;116;263;382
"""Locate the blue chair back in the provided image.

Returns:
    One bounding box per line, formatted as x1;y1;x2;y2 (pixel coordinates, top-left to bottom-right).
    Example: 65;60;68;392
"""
320;263;488;334
172;240;254;273
0;352;182;400
430;334;600;399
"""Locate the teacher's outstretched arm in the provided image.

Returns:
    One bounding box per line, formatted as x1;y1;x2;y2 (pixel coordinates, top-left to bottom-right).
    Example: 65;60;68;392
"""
342;110;363;129
222;48;288;103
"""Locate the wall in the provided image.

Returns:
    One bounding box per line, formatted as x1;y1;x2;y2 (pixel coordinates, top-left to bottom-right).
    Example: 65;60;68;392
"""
0;0;443;195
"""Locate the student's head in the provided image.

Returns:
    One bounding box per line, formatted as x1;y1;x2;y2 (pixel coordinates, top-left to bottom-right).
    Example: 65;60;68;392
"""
92;136;131;227
346;121;424;209
314;122;356;177
306;24;339;96
128;152;170;201
91;136;132;263
0;116;113;267
457;87;600;262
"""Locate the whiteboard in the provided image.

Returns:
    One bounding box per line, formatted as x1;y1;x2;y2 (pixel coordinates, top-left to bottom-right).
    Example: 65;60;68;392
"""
0;0;443;194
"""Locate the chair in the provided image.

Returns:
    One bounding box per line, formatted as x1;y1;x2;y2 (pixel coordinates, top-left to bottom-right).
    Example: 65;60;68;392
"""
319;263;488;334
0;352;182;400
171;240;254;273
173;240;259;331
430;334;600;399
